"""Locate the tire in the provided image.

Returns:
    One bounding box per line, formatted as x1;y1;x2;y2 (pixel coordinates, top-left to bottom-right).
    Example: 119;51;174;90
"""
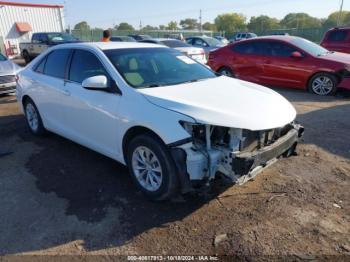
126;134;179;201
308;73;337;96
22;50;31;64
24;98;46;136
218;67;235;78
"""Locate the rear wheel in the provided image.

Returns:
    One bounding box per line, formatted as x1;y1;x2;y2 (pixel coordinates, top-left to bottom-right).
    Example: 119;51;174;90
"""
218;67;235;78
127;134;179;201
24;98;46;136
308;73;337;96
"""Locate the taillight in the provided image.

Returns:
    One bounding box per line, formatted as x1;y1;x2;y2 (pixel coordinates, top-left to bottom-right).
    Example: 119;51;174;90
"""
15;75;19;82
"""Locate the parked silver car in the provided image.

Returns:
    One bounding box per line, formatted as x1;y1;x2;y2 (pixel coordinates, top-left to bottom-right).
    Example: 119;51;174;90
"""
0;53;21;95
185;36;225;57
139;38;207;64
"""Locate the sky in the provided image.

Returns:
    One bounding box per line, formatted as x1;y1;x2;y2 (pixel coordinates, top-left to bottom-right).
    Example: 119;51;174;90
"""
10;0;350;29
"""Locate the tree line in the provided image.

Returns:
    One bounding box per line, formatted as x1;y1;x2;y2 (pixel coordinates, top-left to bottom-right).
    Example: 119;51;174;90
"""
73;11;350;35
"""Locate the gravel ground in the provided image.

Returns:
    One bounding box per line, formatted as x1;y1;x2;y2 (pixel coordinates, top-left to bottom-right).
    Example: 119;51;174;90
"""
0;89;349;260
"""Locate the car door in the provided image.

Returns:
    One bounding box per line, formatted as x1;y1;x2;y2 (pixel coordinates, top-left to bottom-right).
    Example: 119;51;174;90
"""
62;49;121;158
30;49;72;133
229;41;265;83
259;40;310;88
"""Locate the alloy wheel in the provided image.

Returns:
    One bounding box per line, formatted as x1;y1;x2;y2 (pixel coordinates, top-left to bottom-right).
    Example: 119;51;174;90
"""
25;103;39;132
131;146;163;192
312;76;334;95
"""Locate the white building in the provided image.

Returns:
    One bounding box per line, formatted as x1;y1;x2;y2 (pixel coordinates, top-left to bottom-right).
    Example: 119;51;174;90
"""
0;1;65;57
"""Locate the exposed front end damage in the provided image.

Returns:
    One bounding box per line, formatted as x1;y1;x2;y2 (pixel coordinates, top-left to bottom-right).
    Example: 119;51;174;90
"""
171;122;304;193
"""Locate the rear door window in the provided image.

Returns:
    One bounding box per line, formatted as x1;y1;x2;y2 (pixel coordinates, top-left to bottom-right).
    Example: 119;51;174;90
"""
268;41;298;57
69;49;109;84
328;30;348;42
43;49;71;78
232;42;258;55
34;57;47;74
186;38;193;45
193;38;206;47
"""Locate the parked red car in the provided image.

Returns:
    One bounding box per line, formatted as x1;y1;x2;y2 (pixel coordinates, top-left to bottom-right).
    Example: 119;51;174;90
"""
321;27;350;54
208;36;350;95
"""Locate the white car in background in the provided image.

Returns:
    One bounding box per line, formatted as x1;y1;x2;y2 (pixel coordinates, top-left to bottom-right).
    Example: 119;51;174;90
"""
139;38;207;64
0;53;21;95
16;42;303;200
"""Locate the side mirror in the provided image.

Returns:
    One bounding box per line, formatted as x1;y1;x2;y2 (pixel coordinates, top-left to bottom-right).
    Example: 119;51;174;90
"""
291;51;303;58
82;75;108;90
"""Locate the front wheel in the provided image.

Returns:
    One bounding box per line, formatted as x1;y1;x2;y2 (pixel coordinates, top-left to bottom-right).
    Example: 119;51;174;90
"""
308;73;337;96
126;134;179;201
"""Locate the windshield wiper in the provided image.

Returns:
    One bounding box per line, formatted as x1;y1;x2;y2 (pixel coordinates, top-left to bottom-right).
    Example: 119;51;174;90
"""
140;84;162;88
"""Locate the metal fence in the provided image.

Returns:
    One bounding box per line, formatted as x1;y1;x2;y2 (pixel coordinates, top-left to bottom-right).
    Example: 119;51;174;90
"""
262;28;329;43
216;28;328;43
71;29;214;42
70;27;328;43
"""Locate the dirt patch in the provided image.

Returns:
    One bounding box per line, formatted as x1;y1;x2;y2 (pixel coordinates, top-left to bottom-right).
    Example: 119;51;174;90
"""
0;90;349;257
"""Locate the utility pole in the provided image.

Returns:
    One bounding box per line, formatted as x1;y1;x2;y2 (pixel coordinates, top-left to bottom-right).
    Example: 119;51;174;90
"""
199;9;202;33
337;0;345;26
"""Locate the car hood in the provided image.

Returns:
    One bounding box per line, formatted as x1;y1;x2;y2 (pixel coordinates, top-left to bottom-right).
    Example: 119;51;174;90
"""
320;52;350;64
138;76;296;131
0;60;21;76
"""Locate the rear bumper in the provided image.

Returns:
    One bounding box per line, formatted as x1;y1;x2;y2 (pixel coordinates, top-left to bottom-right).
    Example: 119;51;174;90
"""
338;77;350;90
232;124;304;183
0;82;16;94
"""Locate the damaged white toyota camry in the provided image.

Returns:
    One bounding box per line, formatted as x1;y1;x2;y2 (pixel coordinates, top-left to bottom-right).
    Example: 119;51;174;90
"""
16;42;304;200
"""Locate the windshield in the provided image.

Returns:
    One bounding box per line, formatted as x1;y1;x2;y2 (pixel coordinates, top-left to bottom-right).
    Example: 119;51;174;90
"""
161;40;190;48
104;48;216;88
0;53;7;61
203;37;223;46
291;38;329;56
48;33;78;42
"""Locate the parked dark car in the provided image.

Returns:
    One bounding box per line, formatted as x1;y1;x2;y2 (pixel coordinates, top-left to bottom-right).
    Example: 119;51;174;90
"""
19;32;79;63
128;34;153;41
321;27;350;54
208;36;350;96
110;36;136;42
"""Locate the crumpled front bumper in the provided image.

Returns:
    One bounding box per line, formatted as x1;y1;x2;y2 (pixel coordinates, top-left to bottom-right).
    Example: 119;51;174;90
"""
232;123;304;184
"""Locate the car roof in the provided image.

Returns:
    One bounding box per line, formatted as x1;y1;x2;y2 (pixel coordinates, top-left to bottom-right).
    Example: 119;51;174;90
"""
236;35;301;43
328;27;350;31
186;36;213;39
52;42;167;50
154;38;181;41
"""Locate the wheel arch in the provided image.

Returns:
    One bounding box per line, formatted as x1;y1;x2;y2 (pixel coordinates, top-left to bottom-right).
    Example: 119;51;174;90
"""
22;95;32;107
217;65;233;73
307;71;340;88
122;126;166;163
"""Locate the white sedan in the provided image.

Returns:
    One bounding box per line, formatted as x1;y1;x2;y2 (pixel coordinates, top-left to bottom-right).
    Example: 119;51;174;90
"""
16;42;304;200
